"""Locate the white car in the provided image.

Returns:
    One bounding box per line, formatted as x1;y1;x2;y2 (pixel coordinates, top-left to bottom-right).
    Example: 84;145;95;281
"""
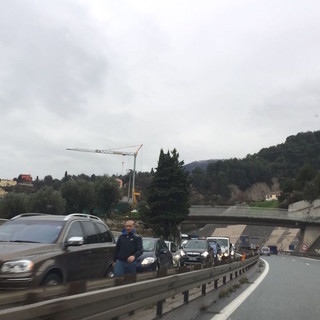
260;246;270;256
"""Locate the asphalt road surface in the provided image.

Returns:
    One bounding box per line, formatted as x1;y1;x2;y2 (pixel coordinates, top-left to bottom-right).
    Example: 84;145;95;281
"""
198;254;320;320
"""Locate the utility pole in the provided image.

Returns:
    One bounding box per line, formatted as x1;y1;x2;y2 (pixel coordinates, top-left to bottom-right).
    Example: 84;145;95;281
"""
66;144;143;208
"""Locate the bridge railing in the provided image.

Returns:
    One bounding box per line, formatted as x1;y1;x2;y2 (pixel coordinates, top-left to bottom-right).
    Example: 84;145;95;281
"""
188;205;320;226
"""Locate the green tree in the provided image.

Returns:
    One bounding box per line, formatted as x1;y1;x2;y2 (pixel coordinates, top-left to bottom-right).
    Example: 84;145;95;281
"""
143;149;190;240
60;179;95;213
28;187;66;214
0;193;29;219
93;176;122;216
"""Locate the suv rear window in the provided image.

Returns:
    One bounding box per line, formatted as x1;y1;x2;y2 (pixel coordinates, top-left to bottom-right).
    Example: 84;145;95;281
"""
81;221;100;244
95;222;113;242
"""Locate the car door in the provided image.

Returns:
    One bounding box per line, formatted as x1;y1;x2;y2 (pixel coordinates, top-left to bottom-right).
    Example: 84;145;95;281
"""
60;220;91;282
80;221;112;279
94;222;116;275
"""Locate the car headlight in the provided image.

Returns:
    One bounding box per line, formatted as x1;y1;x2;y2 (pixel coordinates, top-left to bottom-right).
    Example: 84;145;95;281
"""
201;251;209;257
224;252;228;257
1;260;34;273
141;257;156;266
180;250;185;256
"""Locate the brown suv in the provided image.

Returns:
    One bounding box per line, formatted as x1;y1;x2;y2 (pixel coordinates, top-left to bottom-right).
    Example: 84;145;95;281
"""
0;213;115;289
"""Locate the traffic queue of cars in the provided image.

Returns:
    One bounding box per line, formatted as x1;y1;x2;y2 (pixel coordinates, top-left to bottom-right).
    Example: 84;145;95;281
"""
0;214;247;290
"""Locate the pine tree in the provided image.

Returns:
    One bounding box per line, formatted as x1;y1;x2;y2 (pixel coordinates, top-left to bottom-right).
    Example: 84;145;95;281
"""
143;149;190;239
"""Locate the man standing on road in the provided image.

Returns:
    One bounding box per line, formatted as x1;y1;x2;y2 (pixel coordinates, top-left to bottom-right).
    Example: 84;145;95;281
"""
113;220;143;277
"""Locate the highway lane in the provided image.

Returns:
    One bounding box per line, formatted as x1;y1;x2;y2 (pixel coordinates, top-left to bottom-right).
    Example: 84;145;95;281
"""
197;255;320;320
228;255;320;320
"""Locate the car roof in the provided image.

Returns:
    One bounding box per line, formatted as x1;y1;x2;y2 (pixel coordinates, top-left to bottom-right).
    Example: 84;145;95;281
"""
10;213;103;222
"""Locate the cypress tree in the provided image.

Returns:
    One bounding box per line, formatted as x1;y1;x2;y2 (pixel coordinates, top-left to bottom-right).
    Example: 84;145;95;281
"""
144;149;190;239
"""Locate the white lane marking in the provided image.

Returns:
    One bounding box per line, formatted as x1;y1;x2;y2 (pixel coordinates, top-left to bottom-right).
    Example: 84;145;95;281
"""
291;259;296;262
305;263;310;266
211;259;269;320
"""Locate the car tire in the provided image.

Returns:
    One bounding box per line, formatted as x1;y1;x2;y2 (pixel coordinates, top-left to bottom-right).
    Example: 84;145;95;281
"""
42;273;62;286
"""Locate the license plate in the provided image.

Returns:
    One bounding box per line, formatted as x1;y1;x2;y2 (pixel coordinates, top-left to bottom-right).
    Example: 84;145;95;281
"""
188;257;197;261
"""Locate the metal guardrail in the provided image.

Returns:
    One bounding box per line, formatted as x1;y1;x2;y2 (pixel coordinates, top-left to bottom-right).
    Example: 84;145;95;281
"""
0;256;258;320
280;251;320;260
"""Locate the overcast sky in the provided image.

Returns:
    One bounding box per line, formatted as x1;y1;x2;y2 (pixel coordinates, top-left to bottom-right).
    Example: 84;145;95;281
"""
1;0;319;180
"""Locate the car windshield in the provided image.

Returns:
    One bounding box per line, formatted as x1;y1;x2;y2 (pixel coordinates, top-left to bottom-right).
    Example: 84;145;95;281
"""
184;240;207;249
215;239;229;247
0;220;64;244
142;239;155;251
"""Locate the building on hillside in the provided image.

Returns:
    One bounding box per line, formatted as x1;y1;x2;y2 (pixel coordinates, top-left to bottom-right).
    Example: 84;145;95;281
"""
0;179;17;197
18;174;33;183
265;191;280;201
0;179;17;187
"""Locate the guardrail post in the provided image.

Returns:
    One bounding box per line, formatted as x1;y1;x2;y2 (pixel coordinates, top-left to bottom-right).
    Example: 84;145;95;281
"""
202;284;206;295
178;266;188;273
25;292;41;304
183;290;189;304
124;273;137;284
235;271;238;278
68;280;87;295
223;276;226;285
214;279;218;289
230;273;233;281
157;300;163;317
157;269;168;278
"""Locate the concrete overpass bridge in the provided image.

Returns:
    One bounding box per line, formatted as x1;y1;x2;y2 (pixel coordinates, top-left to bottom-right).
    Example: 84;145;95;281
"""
183;201;320;256
183;205;320;228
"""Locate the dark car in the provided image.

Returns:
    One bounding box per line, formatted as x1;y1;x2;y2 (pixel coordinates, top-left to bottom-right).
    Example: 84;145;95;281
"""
0;213;115;289
136;237;173;272
180;239;213;266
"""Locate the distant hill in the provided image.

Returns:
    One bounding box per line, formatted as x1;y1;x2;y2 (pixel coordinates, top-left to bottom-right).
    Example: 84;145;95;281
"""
186;130;320;207
184;159;218;172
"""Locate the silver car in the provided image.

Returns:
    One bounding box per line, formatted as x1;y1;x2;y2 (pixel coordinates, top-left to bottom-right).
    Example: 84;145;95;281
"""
260;246;271;256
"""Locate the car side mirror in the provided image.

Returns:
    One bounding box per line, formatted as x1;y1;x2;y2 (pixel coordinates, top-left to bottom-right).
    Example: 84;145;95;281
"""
65;236;84;248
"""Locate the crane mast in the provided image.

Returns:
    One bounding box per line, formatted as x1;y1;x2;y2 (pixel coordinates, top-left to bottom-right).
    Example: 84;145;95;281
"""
66;144;143;208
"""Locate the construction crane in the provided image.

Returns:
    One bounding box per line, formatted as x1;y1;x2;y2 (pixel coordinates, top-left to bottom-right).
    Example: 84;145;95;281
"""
66;144;143;208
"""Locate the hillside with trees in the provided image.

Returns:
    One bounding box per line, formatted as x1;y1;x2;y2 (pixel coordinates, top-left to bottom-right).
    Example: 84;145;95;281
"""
1;131;319;220
189;130;320;207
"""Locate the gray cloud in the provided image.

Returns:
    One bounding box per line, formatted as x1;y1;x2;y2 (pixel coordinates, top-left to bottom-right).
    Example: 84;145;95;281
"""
1;0;320;179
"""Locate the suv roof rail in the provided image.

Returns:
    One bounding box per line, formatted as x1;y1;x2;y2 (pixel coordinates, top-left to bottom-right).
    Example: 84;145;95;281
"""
11;213;49;220
64;213;102;221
